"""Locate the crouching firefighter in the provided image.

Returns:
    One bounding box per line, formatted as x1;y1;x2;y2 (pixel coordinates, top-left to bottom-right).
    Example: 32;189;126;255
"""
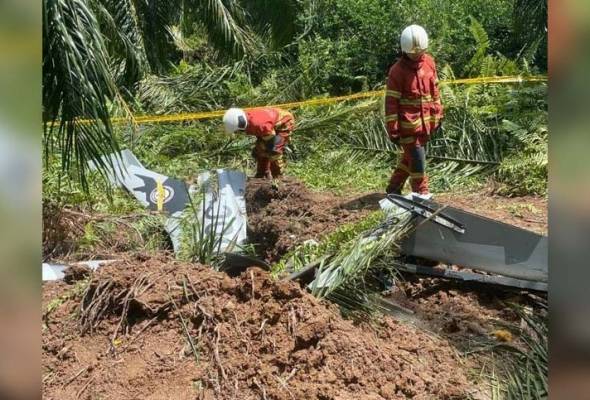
223;107;294;179
384;24;443;196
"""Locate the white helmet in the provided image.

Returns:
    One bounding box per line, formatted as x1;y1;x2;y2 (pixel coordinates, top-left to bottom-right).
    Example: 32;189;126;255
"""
400;25;428;54
222;107;247;133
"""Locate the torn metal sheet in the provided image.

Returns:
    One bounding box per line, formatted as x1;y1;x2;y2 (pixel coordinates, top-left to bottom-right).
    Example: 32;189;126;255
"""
195;169;248;253
89;149;145;188
88;150;247;255
382;195;547;283
394;262;547;292
42;260;118;281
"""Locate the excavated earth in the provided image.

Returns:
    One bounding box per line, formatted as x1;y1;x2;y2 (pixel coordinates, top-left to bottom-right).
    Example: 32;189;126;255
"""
42;256;471;400
42;177;548;399
245;177;373;262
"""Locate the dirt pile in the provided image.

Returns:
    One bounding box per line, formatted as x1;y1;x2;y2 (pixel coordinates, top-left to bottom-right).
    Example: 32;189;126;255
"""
43;255;470;399
246;177;371;262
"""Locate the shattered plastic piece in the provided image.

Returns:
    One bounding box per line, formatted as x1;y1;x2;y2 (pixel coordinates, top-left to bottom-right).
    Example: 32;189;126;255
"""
42;260;118;281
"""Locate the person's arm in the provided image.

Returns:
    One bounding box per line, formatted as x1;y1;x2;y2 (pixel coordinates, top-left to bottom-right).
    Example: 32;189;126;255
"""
385;68;402;142
432;61;443;132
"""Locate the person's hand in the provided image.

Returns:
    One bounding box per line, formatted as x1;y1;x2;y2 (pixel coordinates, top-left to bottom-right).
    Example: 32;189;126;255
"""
434;122;443;136
389;132;400;145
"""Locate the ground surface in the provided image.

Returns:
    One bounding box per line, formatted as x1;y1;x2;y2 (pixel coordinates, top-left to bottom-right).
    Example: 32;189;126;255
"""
43;256;470;400
42;177;548;399
246;177;373;262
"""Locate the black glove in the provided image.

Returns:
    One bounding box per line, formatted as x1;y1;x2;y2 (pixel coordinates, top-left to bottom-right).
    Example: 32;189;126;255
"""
434;122;443;136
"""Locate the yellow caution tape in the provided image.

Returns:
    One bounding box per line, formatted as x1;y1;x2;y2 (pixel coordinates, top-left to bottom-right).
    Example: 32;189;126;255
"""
75;74;547;126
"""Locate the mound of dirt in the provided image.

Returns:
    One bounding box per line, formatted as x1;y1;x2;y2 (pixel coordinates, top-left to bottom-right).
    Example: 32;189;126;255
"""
43;255;470;400
245;177;371;262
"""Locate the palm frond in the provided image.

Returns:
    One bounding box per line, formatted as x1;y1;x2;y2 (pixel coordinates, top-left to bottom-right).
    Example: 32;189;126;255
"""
134;62;242;113
244;0;298;48
513;0;547;63
501;304;548;399
43;0;121;190
198;0;256;56
310;214;413;312
93;0;150;89
134;0;182;73
465;16;491;75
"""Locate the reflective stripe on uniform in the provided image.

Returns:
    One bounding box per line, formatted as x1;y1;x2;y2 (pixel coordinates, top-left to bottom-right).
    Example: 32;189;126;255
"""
397;163;410;173
399;136;416;144
399;94;433;106
385;90;401;99
400;119;423;129
275;110;294;131
426;115;440;124
261;133;276;141
410;171;425;178
384;114;398;122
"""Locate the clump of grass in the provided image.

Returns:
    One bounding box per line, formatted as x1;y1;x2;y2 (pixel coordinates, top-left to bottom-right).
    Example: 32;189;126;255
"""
274;211;386;275
309;213;412;314
500;304;548;399
178;182;241;266
289;148;390;194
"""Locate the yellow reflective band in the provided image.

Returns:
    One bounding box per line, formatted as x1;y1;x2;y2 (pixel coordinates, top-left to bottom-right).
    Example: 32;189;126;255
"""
385;114;398;122
268;153;282;161
399;136;416;144
400;119;423;129
399;95;433;106
399;99;434;106
261;133;276;141
410;172;425;178
397;163;411;173
385;90;401;99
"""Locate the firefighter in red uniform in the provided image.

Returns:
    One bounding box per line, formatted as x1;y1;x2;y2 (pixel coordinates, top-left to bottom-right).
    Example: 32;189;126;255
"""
223;107;294;179
384;25;443;196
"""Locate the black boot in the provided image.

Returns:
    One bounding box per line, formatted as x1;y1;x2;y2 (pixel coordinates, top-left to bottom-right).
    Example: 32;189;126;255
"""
385;184;401;195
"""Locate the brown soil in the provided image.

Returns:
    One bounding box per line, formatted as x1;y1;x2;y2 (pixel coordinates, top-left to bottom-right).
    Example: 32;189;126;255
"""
245;177;372;262
42;255;471;400
43;200;90;261
436;191;547;235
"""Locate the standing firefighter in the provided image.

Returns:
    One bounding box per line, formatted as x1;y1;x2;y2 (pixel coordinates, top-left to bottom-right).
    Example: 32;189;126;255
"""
223;107;294;179
384;25;443;196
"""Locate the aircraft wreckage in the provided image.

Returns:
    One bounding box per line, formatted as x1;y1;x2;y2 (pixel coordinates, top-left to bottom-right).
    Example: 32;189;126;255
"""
43;150;547;294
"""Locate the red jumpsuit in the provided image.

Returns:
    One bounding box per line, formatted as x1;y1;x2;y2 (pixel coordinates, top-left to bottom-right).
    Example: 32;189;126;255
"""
244;108;294;178
384;53;443;194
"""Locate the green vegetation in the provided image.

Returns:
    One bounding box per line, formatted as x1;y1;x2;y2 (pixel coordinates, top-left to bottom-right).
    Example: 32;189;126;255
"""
42;2;547;397
502;306;548;399
274;211;387;274
43;0;547;196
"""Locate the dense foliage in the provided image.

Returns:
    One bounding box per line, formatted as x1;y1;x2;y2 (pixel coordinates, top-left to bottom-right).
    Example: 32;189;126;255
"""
43;0;548;200
41;0;548;287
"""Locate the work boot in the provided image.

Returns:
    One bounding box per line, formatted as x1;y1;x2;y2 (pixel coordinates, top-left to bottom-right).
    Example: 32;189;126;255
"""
385;184;401;195
254;171;272;179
